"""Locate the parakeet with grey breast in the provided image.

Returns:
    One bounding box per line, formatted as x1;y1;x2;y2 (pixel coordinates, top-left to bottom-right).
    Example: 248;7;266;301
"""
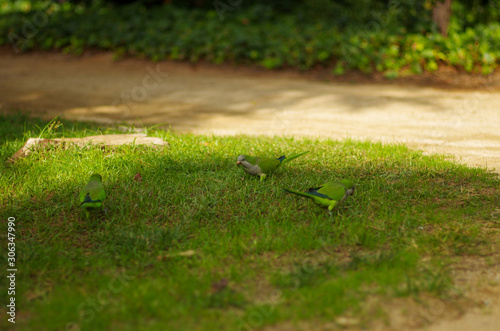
79;174;106;217
237;151;309;181
284;179;355;211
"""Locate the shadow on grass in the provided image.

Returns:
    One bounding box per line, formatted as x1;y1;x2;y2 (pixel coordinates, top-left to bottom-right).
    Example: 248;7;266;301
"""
0;113;498;330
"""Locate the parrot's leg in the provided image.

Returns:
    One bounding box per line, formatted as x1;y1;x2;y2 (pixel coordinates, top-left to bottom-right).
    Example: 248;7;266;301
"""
259;173;267;181
328;202;337;212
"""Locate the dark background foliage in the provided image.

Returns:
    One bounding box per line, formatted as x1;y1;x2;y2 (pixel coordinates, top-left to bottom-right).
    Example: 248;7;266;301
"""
1;0;499;75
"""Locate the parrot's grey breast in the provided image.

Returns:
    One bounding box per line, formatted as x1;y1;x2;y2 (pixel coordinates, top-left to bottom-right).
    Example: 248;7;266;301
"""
241;161;262;175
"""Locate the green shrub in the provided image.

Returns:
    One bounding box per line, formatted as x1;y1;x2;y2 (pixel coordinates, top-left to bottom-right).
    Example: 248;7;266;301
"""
1;0;499;74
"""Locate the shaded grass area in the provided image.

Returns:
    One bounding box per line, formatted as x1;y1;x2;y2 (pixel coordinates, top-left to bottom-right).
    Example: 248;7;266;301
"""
0;112;499;330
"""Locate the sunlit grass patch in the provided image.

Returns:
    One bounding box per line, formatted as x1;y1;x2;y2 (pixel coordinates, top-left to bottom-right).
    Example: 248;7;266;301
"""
0;112;498;331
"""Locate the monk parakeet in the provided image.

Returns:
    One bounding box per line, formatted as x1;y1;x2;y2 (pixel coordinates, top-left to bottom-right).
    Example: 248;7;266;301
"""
236;151;309;181
284;179;355;211
79;174;106;217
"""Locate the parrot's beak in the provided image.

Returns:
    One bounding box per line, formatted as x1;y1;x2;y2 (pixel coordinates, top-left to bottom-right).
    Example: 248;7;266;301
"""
236;161;241;166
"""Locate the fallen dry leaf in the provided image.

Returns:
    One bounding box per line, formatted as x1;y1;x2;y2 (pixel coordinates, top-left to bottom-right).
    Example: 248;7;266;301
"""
156;250;197;261
210;278;228;293
335;317;359;326
134;172;142;183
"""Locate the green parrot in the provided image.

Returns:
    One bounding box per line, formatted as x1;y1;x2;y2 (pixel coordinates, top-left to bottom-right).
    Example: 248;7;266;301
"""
79;174;106;217
284;179;355;211
236;151;309;181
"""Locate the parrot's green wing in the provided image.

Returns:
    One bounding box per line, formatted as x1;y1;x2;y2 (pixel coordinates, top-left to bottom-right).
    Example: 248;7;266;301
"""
80;174;106;211
242;155;280;172
285;180;355;211
237;151;308;181
283;188;337;210
256;157;282;173
237;155;281;181
315;182;349;202
241;155;259;165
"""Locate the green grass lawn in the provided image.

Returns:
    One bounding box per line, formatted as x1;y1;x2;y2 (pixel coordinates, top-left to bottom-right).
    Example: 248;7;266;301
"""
0;113;499;331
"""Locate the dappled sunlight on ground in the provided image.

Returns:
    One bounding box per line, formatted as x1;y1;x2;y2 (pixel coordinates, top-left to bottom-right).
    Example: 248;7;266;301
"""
1;50;499;173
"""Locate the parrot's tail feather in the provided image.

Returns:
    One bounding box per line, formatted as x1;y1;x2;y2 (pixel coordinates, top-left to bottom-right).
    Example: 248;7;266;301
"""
280;151;309;165
283;188;313;199
80;201;102;209
81;199;102;206
81;193;102;205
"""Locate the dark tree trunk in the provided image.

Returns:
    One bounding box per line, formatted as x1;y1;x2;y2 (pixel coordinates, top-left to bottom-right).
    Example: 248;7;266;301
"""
432;0;452;37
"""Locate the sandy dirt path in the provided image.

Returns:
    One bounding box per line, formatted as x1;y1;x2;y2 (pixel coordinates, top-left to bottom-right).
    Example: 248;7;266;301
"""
1;50;500;174
0;50;499;329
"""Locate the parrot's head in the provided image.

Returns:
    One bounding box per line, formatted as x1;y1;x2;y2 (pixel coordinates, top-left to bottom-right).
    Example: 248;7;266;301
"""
339;179;355;196
236;155;246;166
90;174;103;182
347;185;355;196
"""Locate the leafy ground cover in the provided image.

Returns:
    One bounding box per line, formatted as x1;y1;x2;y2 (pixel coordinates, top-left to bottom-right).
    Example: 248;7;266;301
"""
1;1;499;77
0;112;498;330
